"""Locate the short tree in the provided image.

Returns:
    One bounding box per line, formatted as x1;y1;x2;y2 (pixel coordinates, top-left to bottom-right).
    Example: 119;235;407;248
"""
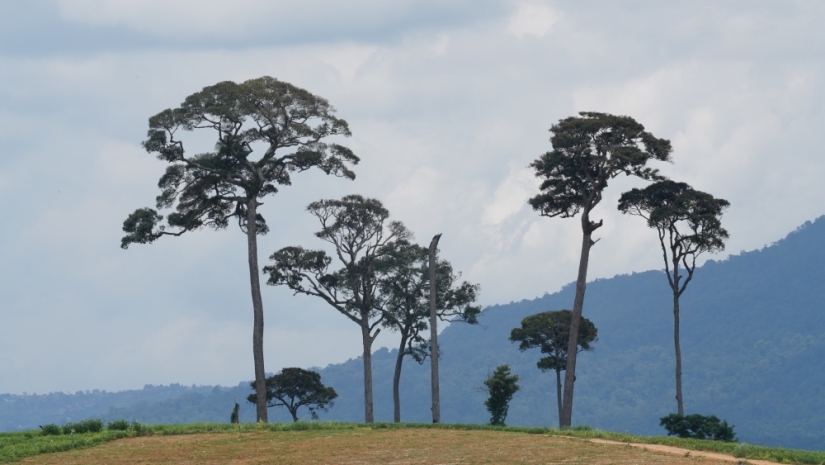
483;364;520;426
528;112;671;427
619;180;729;415
264;195;408;423
509;310;597;427
247;367;337;422
660;413;736;442
120;77;358;422
378;240;481;422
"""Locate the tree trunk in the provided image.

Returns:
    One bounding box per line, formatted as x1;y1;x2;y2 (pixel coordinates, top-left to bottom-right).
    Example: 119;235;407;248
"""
560;225;593;427
246;199;268;423
393;332;408;423
429;233;442;424
361;322;375;423
555;369;563;428
673;291;684;415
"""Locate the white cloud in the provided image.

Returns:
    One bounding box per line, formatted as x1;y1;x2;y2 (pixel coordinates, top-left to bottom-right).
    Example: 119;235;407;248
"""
507;1;561;38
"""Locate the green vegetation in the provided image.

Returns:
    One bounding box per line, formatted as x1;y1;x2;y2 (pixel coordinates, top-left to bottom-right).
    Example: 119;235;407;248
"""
3;422;825;464
483;365;520;426
660;413;736;442
247;368;337;422
60;419;103;434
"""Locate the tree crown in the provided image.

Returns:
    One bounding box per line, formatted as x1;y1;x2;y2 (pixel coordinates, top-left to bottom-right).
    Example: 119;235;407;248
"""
247;367;337;421
121;76;358;248
529;112;671;231
509;310;598;372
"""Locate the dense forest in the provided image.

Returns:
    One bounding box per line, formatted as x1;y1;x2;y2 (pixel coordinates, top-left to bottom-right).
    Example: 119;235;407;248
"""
4;215;825;450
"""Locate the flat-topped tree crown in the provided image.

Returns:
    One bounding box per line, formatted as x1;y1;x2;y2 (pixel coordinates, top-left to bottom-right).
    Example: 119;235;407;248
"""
529;112;672;231
121;76;358;248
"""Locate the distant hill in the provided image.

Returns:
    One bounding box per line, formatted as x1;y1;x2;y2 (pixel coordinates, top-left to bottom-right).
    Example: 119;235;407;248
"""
4;216;825;451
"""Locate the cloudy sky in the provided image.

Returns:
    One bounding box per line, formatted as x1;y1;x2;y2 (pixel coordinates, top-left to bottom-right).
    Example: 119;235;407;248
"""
1;0;823;395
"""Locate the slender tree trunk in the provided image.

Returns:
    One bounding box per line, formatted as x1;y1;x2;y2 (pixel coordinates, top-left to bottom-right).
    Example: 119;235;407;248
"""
247;199;268;423
361;322;375;423
393;332;409;423
429;233;442;423
290;408;299;422
673;291;684;415
560;223;593;427
555;368;563;428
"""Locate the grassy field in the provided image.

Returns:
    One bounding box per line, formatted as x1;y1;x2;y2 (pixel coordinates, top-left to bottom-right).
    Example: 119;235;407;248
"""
2;422;824;464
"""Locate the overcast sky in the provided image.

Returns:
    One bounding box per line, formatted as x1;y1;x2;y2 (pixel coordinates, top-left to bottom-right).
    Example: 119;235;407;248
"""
1;0;823;395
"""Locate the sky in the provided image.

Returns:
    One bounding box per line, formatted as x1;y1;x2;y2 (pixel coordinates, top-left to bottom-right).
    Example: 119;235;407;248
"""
1;0;824;395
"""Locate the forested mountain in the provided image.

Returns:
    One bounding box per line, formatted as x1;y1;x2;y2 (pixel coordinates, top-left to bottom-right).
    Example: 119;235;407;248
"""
4;216;825;450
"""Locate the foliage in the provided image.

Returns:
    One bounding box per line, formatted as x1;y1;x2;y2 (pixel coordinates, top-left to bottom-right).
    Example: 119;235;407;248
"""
62;419;103;434
659;413;736;442
120;76;358;249
509;310;597;373
247;368;337;422
40;424;60;436
483;365;520;426
106;420;129;431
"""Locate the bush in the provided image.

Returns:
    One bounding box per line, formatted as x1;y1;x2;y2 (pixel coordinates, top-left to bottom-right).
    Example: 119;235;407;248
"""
40;424;61;436
659;413;736;442
130;421;145;434
62;419;104;434
107;420;129;431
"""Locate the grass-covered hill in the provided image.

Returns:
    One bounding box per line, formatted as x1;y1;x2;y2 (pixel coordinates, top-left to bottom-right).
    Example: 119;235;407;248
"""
4;216;825;451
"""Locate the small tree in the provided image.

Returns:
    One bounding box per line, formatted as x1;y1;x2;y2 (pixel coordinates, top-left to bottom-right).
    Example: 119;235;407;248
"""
618;180;729;415
509;310;597;427
247;367;337;422
528;112;671;427
264;195;409;423
483;365;520;426
660;413;736;442
378;240;481;422
120;77;358;422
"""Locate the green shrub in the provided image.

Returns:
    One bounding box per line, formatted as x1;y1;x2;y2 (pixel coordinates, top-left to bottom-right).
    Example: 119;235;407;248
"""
659;413;736;442
130;421;145;434
40;424;61;436
107;420;129;431
62;419;104;434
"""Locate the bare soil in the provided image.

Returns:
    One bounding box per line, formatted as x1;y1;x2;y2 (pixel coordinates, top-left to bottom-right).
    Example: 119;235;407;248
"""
19;428;763;464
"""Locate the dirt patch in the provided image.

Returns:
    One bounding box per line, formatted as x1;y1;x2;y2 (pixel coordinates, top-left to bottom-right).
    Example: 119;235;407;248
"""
589;438;777;465
20;429;753;464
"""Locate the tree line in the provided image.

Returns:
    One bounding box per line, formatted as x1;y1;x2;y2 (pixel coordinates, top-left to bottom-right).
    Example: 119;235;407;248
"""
121;77;729;427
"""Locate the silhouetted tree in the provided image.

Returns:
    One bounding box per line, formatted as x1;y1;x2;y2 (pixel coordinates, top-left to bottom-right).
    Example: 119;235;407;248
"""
509;310;597;427
378;240;481;422
528;112;671;426
483;365;520;426
248;367;337;422
264;195;408;423
120;77;358;422
619;180;729;415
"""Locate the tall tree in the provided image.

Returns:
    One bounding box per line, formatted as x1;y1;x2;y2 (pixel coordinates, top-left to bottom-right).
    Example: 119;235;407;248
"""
378;240;481;423
483;365;520;426
120;77;358;422
428;233;442;423
618;180;729;415
247;367;337;422
264;195;408;423
528;112;671;427
509;310;597;427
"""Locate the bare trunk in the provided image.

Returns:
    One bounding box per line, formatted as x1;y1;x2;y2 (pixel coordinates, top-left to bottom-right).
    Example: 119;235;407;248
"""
555;369;563;428
560;226;593;427
429;233;442;423
247;199;268;423
674;292;684;415
362;323;375;423
393;332;408;423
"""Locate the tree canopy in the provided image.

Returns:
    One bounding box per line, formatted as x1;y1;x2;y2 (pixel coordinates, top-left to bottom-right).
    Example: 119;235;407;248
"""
247;368;337;422
483;365;520;426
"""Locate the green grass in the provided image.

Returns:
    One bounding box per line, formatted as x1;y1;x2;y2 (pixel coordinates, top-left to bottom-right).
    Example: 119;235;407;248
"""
2;422;824;464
